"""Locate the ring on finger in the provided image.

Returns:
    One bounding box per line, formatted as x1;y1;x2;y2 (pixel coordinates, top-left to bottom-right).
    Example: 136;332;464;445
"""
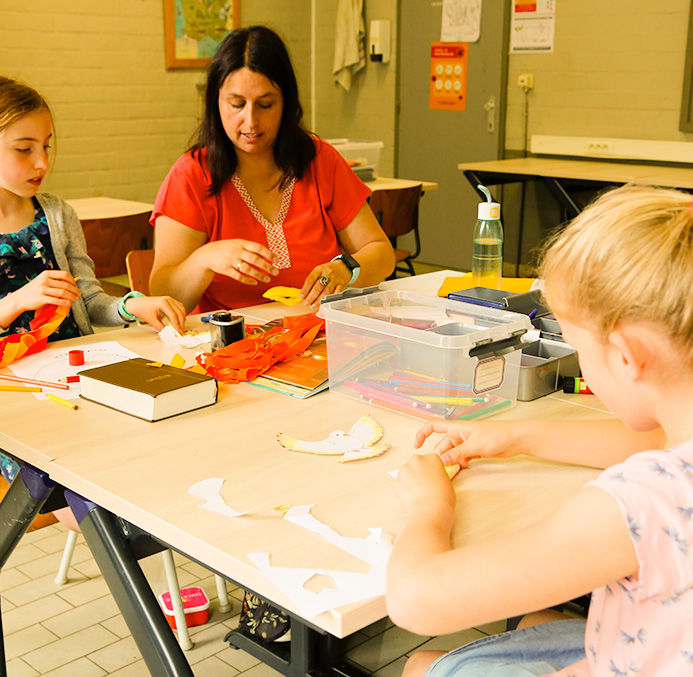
236;261;243;271
319;275;330;287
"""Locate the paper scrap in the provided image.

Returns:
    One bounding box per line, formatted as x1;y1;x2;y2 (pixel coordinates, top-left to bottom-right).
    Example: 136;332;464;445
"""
262;286;303;306
247;552;387;619
158;325;211;348
441;0;482;42
188;478;247;518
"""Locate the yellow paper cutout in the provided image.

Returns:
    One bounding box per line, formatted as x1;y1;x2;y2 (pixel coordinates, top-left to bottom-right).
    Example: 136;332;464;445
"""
262;286;303;306
437;274;535;298
170;353;185;369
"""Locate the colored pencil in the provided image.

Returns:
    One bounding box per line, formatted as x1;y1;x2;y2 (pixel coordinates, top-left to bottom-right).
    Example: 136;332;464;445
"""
46;393;78;410
0;385;42;392
0;374;70;390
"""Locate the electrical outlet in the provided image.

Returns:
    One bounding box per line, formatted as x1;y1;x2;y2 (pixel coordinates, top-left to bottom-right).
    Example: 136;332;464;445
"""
585;140;614;156
518;73;534;90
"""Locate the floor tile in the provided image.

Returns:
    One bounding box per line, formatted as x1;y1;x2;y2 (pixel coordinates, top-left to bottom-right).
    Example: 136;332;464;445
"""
5;657;40;677
3;572;82;607
192;655;241;676
56;576;111;606
372;655;409;677
88;636;142;673
0;567;32;589
183;620;238;664
22;625;119;674
42;657;107;676
346;624;429;672
4;542;48;569
107;660;150;676
42;595;120;638
5;624;59;661
17;543;91;581
413;627;486;654
236;662;284;677
34;531;76;555
216;645;261;671
101;614;131;639
2;594;73;635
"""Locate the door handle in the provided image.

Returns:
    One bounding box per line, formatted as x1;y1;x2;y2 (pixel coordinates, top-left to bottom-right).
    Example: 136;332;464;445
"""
484;96;495;133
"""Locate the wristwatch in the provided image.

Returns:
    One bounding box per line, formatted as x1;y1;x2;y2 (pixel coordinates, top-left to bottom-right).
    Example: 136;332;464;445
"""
331;253;361;286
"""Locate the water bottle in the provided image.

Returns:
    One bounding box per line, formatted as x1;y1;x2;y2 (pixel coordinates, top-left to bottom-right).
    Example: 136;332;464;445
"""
471;184;503;289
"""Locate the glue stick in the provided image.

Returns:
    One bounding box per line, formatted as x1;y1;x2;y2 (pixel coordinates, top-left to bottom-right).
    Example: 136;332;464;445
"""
562;377;592;394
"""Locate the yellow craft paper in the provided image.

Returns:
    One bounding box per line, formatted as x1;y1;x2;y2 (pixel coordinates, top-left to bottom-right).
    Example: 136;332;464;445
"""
263;286;303;306
437;274;535;298
170;353;186;369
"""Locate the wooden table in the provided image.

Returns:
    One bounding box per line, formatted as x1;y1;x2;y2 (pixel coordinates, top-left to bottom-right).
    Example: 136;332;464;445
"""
0;272;611;676
66;197;154;278
368;176;438;193
458;157;693;218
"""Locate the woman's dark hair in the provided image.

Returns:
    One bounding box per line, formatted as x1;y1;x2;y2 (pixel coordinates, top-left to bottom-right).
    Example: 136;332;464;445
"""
190;25;316;194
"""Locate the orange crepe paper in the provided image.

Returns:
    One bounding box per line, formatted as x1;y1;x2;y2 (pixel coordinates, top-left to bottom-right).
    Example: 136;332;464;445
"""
0;304;69;369
197;313;325;384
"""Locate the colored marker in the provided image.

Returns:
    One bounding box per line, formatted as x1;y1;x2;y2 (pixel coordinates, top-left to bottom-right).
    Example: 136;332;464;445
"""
453;398;511;420
46;393;78;410
0;386;41;392
562;377;592;394
413;396;487;405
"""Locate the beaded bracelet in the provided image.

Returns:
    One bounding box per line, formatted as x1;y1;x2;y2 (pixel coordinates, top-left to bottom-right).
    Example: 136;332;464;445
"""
118;290;145;322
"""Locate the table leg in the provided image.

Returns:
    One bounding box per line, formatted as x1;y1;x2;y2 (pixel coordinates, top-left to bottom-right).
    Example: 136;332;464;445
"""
0;464;56;677
65;490;193;677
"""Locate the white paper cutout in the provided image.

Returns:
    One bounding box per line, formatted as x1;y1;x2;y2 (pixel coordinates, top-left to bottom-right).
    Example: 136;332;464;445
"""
158;325;211;348
247;552;387;619
188;478;247;517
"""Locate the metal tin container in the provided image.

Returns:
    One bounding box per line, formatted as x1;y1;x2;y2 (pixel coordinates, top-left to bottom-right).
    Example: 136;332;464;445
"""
209;311;245;352
517;339;580;401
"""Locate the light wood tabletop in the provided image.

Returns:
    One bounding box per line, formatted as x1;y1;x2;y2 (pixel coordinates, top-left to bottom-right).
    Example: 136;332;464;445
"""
0;272;610;640
458;157;693;190
368;176;438;193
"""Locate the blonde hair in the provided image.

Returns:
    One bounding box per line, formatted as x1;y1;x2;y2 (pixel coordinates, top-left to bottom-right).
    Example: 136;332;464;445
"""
0;76;52;135
540;184;693;351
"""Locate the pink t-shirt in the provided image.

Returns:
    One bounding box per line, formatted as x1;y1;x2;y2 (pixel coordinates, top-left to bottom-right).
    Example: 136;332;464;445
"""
151;138;370;312
549;439;693;676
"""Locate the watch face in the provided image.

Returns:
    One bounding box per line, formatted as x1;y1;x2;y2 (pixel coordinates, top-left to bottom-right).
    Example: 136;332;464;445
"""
340;253;359;272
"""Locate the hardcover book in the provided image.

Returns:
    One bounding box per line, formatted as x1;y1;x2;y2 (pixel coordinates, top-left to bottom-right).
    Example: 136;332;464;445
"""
79;358;218;421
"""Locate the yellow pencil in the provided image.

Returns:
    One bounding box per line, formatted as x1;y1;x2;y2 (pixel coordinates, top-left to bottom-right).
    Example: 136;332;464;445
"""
46;393;78;410
0;385;42;392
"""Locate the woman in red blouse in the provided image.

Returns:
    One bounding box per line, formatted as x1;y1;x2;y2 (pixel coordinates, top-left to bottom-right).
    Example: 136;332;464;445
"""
150;25;394;313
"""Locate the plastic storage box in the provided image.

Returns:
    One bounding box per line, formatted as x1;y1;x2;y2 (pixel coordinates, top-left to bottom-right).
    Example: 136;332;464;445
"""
159;586;209;629
327;139;384;177
319;291;532;421
518;338;580;401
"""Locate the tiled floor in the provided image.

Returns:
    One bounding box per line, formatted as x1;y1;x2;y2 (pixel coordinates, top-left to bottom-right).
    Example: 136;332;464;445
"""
1;522;507;676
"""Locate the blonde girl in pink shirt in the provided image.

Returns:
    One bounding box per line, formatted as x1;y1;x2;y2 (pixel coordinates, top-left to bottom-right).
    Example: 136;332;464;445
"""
387;184;693;676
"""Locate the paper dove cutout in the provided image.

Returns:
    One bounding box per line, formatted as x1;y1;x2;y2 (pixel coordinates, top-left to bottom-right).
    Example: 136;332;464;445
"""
277;413;389;462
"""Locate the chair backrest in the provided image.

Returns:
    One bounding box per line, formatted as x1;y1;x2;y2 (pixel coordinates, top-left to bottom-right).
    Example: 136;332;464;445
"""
368;184;423;238
126;249;155;296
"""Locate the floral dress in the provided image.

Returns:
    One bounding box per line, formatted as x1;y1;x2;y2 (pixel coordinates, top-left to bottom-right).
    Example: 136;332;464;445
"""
0;198;81;482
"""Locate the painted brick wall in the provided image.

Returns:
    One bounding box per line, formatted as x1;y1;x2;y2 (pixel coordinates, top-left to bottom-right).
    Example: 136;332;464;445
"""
505;0;692;151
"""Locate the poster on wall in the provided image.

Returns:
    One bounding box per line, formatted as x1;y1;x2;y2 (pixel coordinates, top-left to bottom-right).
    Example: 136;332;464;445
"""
510;0;555;53
164;0;240;69
440;0;482;43
429;43;468;111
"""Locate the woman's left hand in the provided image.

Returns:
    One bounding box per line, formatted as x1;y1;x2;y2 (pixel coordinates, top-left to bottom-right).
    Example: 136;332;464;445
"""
124;296;187;334
300;260;352;309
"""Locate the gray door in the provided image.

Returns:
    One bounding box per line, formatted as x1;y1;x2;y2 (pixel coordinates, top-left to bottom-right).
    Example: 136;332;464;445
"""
397;2;510;271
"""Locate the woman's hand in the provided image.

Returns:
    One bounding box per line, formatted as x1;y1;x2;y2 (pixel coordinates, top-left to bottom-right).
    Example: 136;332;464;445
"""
300;259;352;309
0;271;81;327
413;420;519;468
196;239;279;286
124;296;187;334
395;453;457;518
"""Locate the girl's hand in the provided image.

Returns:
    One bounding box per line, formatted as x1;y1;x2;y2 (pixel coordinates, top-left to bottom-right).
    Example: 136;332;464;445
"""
6;270;80;314
413;420;518;468
197;239;279;286
124;296;187;334
300;260;352;309
395;453;457;517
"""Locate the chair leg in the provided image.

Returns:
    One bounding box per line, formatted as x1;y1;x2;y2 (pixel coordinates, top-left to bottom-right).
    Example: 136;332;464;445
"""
161;550;194;651
54;530;79;585
215;575;231;613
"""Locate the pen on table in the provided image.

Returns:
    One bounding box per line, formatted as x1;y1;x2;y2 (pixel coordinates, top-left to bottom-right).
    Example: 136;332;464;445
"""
46;393;78;410
413;395;487;405
345;380;431;409
395;382;474;395
528;309;538;320
0;385;42;392
453;398;511;420
0;374;70;390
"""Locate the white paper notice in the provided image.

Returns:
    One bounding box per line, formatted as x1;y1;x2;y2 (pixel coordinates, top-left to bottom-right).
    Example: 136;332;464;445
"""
158;325;211;349
510;0;555;54
441;0;482;43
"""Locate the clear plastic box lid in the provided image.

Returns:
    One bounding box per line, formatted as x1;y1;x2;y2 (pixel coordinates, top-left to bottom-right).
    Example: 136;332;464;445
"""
319;290;532;349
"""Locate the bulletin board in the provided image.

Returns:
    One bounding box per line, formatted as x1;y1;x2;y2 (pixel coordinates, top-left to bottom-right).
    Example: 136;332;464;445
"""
164;0;240;69
429;42;468;111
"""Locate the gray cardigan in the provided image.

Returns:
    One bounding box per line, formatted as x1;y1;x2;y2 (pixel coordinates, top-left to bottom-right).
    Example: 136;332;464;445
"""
35;193;126;335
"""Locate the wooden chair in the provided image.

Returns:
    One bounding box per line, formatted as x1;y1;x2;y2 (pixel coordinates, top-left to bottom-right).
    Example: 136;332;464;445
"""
368;183;423;278
125;249;155;295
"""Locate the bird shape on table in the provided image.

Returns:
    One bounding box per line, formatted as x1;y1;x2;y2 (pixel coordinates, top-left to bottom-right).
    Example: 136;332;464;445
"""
277;413;389;462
